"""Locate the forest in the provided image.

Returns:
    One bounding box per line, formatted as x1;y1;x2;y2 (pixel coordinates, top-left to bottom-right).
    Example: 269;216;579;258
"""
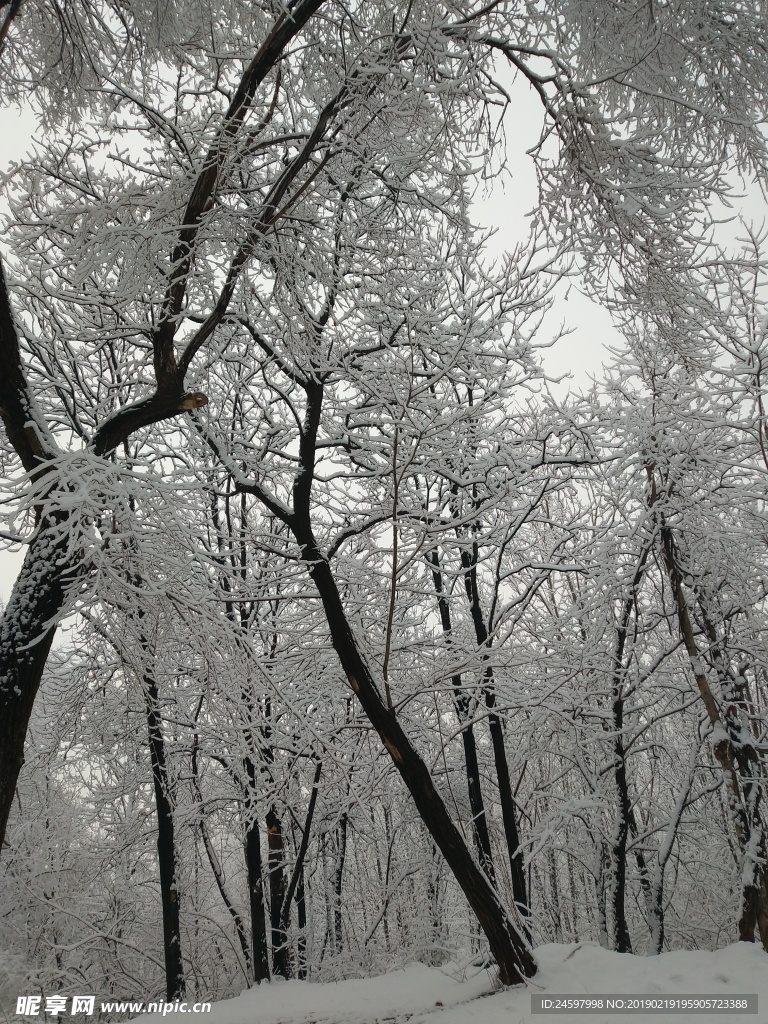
0;0;767;1015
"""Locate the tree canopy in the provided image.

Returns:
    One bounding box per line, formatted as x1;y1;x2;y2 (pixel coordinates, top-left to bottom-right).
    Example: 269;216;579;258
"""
1;0;767;1003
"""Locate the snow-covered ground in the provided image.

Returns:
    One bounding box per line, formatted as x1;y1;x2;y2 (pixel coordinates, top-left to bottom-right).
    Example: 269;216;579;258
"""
134;943;767;1024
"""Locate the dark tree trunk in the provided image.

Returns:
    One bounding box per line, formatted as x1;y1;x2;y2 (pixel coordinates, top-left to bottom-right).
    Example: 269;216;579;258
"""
141;659;185;999
296;525;536;985
427;842;442;961
0;267;68;857
609;704;633;954
295;860;308;979
601;529;653;955
485;692;529;929
428;550;496;882
244;809;270;982
459;547;529;931
267;805;290;977
595;839;610;948
333;811;348;953
260;686;291;978
547;847;563;942
0;521;68;855
650;877;665;955
243;745;269;981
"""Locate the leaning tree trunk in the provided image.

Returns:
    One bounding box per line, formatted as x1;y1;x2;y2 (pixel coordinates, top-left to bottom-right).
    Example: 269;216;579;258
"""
659;521;768;951
231;376;535;983
0;518;69;856
295;522;536;985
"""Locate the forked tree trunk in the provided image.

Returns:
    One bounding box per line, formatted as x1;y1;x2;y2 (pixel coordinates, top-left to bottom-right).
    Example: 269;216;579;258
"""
296;524;536;985
459;547;529;932
428;550;496;882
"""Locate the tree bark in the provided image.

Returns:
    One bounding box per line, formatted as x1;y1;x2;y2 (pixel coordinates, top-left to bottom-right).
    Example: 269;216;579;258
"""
609;710;633;954
758;871;768;950
0;521;68;856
